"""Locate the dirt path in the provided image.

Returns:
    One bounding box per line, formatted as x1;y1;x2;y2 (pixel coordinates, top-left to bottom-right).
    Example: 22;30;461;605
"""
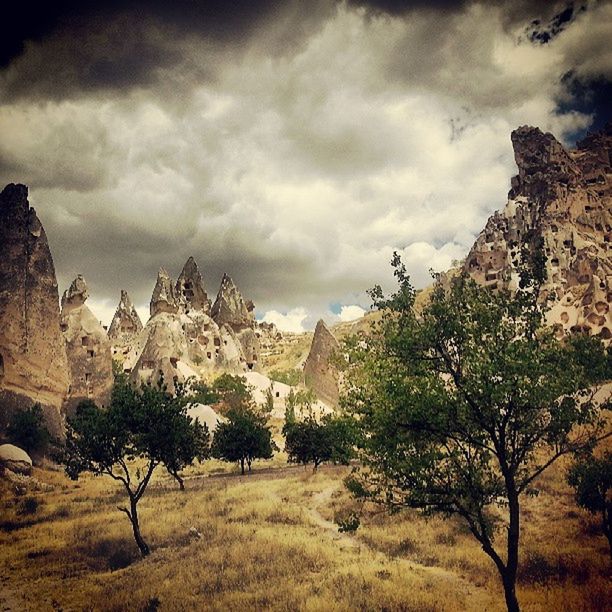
306;483;502;611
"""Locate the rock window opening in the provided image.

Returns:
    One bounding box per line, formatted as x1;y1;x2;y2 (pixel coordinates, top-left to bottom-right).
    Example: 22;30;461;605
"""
87;349;95;358
170;357;178;367
275;391;280;398
214;338;221;347
60;323;68;332
84;372;91;383
207;352;212;359
81;337;90;346
247;363;254;370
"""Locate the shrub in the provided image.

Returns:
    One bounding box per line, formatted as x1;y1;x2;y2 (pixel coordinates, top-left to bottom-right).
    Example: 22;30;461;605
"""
7;404;50;455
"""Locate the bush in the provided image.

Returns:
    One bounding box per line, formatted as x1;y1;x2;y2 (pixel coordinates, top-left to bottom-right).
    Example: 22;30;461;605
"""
16;496;39;516
7;404;50;455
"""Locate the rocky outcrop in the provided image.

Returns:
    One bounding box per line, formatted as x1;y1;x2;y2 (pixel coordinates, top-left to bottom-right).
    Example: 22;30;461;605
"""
211;274;254;329
60;275;113;415
130;259;254;391
150;267;178;317
211;274;261;370
0;184;69;437
0;443;32;476
175;257;211;314
303;319;340;407
108;290;143;355
465;124;612;342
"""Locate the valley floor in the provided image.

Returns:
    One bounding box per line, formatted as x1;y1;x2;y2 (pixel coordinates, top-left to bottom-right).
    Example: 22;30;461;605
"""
1;457;610;611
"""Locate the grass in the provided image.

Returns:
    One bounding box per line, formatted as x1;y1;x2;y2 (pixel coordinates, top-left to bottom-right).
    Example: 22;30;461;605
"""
0;454;610;611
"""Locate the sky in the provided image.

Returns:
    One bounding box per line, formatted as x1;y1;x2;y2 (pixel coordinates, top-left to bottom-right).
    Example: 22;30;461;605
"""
0;1;610;332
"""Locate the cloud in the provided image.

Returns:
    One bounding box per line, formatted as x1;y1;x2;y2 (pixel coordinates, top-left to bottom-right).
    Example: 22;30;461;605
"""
339;305;367;322
0;0;610;330
261;307;310;333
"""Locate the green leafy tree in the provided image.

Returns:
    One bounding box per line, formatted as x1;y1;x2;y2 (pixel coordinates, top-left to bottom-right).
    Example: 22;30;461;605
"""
343;254;610;612
211;398;276;474
211;373;253;412
7;404;50;455
186;378;220;406
62;376;209;556
283;412;355;470
568;450;612;559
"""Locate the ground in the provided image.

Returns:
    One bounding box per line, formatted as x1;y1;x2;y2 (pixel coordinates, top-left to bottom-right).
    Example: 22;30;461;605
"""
1;451;610;612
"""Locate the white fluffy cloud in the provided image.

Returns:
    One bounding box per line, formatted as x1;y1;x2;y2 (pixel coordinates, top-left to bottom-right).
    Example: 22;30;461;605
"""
339;305;367;322
0;1;610;328
262;307;310;333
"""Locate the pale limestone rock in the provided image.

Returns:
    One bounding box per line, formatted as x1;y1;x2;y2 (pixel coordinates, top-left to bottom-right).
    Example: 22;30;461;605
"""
60;275;114;415
0;184;69;437
465;125;612;343
303;319;340;407
0;443;32;475
108;290;143;348
175;257;211;314
150;267;178;317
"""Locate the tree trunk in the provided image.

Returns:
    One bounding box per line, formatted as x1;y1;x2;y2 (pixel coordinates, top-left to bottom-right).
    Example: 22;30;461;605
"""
240;458;245;475
130;498;150;557
502;484;520;612
603;504;612;560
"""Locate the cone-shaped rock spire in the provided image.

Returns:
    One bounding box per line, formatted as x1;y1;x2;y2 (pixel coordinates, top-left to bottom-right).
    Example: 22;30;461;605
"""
150;267;178;317
303;319;340;407
175;256;210;314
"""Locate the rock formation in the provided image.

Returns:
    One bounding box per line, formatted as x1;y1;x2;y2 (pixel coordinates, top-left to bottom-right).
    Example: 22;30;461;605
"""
0;443;32;476
60;275;113;415
175;256;211;314
108;290;143;357
465;124;612;342
211;274;261;371
150;267;178;317
303;319;340;407
130;259;257;391
0;184;69;436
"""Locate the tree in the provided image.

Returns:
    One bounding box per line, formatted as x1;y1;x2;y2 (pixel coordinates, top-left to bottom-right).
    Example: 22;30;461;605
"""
211;398;276;474
343;254;610;612
269;368;302;387
568;450;612;559
62;376;209;556
283;408;355;471
7;404;50;455
211;373;253;412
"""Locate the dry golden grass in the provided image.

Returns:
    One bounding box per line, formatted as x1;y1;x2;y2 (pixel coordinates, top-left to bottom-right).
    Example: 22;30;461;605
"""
0;454;610;611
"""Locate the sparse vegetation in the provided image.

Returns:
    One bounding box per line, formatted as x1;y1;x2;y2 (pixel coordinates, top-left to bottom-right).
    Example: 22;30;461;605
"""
269;368;302;386
342;253;611;612
568;450;612;559
211;396;276;474
61;375;209;555
7;403;51;455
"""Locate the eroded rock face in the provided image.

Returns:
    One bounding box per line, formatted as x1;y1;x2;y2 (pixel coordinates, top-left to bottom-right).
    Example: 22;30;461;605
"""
0;443;32;475
60;275;113;415
130;259;253;391
175;256;211;314
108;290;143;353
465;125;612;342
303;319;340;407
150;268;178;317
211;274;254;330
0;184;69;437
211;274;261;370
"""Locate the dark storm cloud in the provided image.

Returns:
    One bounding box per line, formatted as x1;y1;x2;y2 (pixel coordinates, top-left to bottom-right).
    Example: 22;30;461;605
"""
1;0;610;330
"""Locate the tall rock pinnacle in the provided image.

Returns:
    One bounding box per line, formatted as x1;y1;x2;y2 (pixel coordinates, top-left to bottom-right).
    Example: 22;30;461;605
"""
211;273;253;329
303;319;340;407
175;256;211;314
60;275;113;414
150;267;178;317
108;290;143;343
0;183;70;436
